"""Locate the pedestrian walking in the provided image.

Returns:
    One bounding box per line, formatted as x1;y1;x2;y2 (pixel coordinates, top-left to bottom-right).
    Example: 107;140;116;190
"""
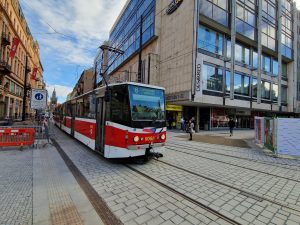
43;118;49;142
180;117;185;131
228;118;235;136
188;118;195;141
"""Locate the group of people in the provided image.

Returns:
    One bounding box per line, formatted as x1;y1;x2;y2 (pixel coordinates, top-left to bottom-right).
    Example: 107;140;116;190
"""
179;116;236;140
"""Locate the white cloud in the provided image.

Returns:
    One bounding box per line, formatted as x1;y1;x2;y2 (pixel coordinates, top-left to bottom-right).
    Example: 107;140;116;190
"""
22;0;127;66
47;84;73;103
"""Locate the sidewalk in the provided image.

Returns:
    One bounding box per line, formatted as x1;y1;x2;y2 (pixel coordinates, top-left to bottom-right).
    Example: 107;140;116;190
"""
169;129;255;148
0;140;104;225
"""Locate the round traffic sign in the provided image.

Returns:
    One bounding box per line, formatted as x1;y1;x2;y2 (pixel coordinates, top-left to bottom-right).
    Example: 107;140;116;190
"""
35;93;44;100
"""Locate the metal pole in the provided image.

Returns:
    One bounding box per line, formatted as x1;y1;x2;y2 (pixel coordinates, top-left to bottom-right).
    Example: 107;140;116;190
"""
22;55;28;121
138;16;143;83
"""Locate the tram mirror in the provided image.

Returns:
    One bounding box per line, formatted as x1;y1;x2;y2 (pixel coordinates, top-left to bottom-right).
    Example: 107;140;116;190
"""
104;89;112;102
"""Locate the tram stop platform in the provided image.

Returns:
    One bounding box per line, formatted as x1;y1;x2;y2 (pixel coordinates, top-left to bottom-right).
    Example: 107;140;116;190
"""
0;138;104;225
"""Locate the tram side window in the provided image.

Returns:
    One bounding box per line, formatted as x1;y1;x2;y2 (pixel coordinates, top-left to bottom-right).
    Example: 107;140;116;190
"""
66;103;72;117
83;94;96;119
76;98;84;117
110;86;130;126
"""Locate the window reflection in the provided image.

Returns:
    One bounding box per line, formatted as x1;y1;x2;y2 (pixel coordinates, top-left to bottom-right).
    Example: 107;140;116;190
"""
198;25;223;55
203;64;223;92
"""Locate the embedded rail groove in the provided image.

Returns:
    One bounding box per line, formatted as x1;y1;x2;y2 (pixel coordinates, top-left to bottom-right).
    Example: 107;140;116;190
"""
154;158;300;214
51;138;123;225
167;142;300;171
166;146;300;183
125;164;241;225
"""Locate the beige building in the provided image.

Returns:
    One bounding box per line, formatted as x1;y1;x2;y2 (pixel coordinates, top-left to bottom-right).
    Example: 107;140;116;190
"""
0;0;44;120
70;68;94;98
95;0;299;130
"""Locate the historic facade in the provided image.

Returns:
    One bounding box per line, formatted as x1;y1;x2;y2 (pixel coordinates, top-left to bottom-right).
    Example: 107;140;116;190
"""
0;0;45;120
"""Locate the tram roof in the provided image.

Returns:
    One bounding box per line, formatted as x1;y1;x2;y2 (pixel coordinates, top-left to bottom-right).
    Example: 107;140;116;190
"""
65;82;165;103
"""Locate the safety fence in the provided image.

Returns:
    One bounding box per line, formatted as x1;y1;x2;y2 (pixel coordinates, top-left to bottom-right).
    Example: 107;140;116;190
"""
0;123;55;148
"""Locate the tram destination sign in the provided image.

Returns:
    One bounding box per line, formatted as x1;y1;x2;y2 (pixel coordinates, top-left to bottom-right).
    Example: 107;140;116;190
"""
31;89;47;109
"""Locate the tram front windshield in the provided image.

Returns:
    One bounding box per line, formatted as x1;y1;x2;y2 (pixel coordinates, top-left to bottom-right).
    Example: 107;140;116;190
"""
128;85;165;122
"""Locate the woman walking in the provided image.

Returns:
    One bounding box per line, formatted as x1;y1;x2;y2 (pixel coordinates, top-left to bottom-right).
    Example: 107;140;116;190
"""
189;117;195;141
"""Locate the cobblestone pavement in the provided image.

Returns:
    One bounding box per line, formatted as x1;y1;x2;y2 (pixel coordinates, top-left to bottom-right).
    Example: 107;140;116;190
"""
53;127;300;225
0;149;33;225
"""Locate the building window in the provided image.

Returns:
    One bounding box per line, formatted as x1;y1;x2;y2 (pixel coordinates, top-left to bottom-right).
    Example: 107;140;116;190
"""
261;80;271;99
225;71;231;92
236;3;256;40
199;0;229;27
272;84;278;101
235;43;250;65
272;59;278;76
252;78;257;98
252;51;258;68
282;62;287;78
281;86;287;103
203;64;223;92
262;55;271;73
234;72;250;96
261;0;277;51
198;25;223;55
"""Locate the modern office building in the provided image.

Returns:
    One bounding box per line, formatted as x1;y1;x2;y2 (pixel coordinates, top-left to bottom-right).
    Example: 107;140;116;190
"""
0;0;45;120
95;0;299;130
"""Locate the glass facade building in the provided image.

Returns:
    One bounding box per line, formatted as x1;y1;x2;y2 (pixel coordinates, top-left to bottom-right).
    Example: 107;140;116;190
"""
107;0;156;74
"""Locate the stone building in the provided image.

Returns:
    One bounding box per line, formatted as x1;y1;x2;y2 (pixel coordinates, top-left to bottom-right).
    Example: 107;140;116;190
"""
95;0;299;130
0;0;44;120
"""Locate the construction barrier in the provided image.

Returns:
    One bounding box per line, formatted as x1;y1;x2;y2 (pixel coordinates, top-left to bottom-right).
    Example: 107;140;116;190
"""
0;128;35;147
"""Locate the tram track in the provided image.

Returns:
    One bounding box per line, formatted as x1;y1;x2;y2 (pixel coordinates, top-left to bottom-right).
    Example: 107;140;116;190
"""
125;164;242;225
167;141;300;171
144;158;300;214
166;146;300;183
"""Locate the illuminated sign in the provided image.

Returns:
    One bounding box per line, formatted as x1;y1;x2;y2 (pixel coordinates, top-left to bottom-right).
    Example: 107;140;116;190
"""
166;0;183;15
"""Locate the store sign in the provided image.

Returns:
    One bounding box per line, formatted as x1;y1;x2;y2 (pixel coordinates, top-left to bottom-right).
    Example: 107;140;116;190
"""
195;54;203;97
166;0;183;15
31;89;47;109
166;91;190;102
166;104;183;111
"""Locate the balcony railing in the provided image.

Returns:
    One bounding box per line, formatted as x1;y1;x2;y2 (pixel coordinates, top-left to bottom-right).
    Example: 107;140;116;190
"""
0;60;11;75
1;33;10;46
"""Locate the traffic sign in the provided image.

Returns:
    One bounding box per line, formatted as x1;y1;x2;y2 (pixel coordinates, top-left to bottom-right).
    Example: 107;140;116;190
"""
31;89;47;109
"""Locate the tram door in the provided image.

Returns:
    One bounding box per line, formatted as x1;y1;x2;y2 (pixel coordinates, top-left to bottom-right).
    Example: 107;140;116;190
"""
96;97;105;154
71;103;76;136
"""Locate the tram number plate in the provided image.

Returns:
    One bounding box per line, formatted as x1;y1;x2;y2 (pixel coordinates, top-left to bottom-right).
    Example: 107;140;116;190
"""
145;136;155;141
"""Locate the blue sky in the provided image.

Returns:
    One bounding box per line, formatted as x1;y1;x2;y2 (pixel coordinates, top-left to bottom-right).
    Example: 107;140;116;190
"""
20;0;127;103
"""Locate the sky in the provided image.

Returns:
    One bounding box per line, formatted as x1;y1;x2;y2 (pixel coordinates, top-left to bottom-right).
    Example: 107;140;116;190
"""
20;0;300;103
20;0;127;103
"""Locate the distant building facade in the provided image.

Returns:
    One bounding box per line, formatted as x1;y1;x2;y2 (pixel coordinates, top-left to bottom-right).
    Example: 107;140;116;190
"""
0;0;45;120
94;0;299;130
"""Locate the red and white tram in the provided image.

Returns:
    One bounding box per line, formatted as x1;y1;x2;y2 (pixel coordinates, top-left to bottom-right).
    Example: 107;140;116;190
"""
54;82;167;158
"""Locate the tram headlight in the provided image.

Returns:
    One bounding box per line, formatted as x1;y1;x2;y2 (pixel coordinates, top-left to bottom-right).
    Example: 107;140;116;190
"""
160;134;166;140
133;136;140;143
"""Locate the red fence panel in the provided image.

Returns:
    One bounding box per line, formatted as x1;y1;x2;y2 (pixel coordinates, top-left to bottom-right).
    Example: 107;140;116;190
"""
0;128;35;147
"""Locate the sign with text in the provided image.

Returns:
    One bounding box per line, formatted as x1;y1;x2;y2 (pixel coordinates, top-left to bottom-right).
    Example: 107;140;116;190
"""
195;53;203;97
31;89;47;109
166;0;183;15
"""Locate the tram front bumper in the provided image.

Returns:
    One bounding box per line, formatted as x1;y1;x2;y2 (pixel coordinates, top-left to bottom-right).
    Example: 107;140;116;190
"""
127;142;165;150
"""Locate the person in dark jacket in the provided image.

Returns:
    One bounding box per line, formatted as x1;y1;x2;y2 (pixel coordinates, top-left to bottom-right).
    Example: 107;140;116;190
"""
228;118;235;136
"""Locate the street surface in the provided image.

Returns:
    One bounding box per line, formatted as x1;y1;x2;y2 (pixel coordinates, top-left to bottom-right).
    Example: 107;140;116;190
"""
1;127;300;225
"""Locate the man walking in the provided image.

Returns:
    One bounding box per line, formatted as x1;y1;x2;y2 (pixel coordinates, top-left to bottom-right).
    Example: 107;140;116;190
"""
189;117;195;140
180;117;185;131
228;118;235;136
